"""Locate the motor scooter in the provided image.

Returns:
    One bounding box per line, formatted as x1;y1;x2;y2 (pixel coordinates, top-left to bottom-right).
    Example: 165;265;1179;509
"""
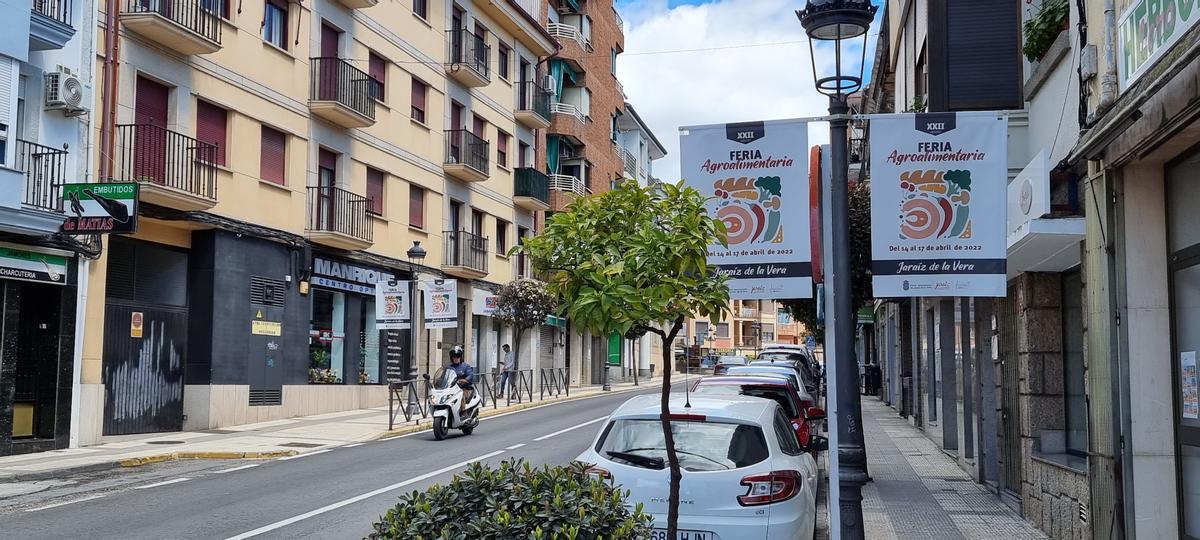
429;367;481;440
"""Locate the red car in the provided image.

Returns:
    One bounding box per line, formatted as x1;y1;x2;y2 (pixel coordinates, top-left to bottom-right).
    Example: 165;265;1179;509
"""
690;375;826;452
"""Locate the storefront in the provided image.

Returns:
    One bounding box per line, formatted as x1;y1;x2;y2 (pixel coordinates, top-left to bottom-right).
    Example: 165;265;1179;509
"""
1167;149;1200;538
308;255;408;385
471;287;503;377
0;242;78;456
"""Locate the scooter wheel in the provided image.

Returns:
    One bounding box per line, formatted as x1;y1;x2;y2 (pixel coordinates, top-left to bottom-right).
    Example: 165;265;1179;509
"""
433;417;447;440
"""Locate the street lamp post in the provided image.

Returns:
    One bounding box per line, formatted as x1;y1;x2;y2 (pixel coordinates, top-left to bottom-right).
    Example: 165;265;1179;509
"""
797;1;876;539
406;241;427;381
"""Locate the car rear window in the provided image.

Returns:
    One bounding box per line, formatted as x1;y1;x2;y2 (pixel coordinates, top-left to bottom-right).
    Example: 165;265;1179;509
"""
693;385;800;418
724;367;801;391
596;419;769;472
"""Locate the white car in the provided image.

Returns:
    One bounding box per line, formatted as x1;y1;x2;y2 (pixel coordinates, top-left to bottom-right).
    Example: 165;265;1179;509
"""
577;394;819;540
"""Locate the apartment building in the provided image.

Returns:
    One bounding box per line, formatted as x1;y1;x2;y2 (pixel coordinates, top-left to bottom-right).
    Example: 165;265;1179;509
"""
75;0;559;445
678;300;806;362
0;0;95;456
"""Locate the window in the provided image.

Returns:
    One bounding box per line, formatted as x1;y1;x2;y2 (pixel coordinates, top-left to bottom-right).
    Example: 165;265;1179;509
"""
498;43;511;80
260;125;287;185
413;0;427;19
410;79;427;123
496;131;509;168
518;141;529;168
496;220;509;254
263;0;288;49
596;419;769;471
310;289;347;383
610;114;619;142
1062;270;1086;454
517;226;528;276
368;52;386;102
366;167;385;215
695;321;710;338
773;411;804;455
408;184;425;228
196;100;228;166
202;0;230;18
610;47;617;74
717;323;730;338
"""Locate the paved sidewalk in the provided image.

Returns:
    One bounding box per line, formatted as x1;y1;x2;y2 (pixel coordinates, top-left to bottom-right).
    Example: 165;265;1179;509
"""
852;398;1046;539
0;377;672;482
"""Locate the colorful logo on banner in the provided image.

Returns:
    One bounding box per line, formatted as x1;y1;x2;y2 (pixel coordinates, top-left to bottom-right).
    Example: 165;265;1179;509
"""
897;169;973;240
713;176;784;245
376;281;411;330
422;280;458;329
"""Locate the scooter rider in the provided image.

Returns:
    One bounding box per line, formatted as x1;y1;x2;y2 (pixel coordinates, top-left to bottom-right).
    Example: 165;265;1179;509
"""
447;346;474;412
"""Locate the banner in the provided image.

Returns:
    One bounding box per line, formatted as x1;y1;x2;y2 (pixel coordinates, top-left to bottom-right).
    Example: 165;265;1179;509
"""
422;279;458;329
680;119;812;299
869;112;1008;297
376;280;411;330
472;288;498;316
61;183;139;234
1119;0;1200;89
0;243;69;285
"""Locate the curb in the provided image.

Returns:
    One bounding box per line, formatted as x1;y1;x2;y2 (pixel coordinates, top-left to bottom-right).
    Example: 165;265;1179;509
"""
3;450;299;482
374;378;677;440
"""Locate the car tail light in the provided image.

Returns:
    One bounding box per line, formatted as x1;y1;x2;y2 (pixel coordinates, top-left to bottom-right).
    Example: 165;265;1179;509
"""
738;470;803;506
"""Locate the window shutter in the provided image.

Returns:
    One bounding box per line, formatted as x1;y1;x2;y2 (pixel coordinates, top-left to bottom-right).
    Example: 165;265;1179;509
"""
369;53;386;101
260;126;286;185
939;0;1021;111
411;79;426;121
196;101;228;165
319;148;337;171
409;185;425;228
366;168;385;215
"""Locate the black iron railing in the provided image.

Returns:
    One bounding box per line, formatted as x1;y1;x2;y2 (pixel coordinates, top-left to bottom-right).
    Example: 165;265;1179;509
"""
14;139;67;212
310;57;377;121
122;0;221;44
114;123;217;199
518;80;551;122
443;229;488;273
445;129;489;175
34;0;72;25
514;167;550;206
446;29;490;79
307;186;373;242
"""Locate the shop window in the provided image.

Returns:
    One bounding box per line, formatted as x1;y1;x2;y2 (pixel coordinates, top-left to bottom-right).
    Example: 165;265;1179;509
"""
361;298;380;384
1062;270;1087;455
310;289;346;383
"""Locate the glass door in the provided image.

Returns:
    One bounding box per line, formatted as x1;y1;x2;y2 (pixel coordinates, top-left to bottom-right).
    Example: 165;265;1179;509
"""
1167;150;1200;538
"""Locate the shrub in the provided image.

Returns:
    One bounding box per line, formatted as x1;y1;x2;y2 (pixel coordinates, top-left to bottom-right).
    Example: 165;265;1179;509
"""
367;459;653;540
1023;0;1068;62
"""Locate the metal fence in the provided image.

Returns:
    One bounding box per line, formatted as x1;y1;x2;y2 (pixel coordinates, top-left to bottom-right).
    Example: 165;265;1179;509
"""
443;229;488;273
122;0;221;44
387;368;567;430
306;186;372;241
514;167;550;206
444;129;489;174
34;0;71;25
518;80;551;122
310;57;377;121
446;29;489;78
14;139;67;212
539;367;569;400
114;123;217;199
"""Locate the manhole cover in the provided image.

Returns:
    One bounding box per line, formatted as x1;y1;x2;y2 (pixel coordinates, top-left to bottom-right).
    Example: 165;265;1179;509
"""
146;440;185;445
281;442;324;448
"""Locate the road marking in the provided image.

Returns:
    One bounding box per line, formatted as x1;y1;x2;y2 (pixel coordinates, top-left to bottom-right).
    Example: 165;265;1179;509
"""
135;478;191;489
505;443;526;450
223;450;505;540
532;416;608;441
26;494;105;512
343;443;364;448
213;464;260;474
277;449;331;461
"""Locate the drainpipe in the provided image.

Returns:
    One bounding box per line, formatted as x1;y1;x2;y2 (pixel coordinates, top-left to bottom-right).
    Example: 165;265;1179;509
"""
99;0;121;180
1098;0;1118;112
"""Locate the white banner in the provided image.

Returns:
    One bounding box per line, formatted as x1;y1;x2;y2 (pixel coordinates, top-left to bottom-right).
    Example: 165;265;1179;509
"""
376;280;411;330
422;279;458;329
679;119;812;299
472;288;498;316
869;112;1008;297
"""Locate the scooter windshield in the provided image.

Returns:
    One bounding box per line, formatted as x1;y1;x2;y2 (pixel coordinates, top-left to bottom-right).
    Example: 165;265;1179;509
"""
431;368;458;390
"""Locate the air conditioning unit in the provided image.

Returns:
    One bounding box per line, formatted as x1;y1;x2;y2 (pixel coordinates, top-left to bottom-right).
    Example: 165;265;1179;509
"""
45;69;87;116
541;74;556;92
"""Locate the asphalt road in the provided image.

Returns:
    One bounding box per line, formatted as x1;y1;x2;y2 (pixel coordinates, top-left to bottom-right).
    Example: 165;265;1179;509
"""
0;388;663;540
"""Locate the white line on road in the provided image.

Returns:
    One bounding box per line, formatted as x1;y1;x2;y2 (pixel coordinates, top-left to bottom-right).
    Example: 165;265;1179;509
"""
277;449;331;461
505;443;526;450
532;416;608;441
223;450;505;540
343;443;364;448
135;478;191;489
25;494;106;512
213;464;260;474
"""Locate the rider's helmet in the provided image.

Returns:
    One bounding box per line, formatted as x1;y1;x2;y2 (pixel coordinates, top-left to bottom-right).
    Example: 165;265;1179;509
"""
449;345;464;362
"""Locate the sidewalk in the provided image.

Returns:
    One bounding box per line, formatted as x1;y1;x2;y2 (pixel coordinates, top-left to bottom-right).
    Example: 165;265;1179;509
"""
827;398;1046;539
0;377;671;482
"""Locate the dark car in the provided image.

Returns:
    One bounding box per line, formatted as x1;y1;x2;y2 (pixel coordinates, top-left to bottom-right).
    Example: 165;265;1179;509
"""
691;375;826;453
755;351;821;390
712;355;749;375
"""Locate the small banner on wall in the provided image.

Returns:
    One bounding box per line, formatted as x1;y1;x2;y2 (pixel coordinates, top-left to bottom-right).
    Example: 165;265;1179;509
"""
60;183;139;234
422;279;458;329
679;119;813;299
472;288;498;316
376;280;411;330
869;112;1008;297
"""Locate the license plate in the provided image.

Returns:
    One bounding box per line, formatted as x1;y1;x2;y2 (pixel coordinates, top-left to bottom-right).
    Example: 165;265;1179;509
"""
650;530;712;540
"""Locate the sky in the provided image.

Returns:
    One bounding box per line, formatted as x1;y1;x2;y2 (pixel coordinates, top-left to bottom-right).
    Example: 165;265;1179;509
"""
614;0;882;183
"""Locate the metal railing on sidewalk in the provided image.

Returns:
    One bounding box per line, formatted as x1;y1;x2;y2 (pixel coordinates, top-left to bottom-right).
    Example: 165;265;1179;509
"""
387;378;430;430
539;367;569;400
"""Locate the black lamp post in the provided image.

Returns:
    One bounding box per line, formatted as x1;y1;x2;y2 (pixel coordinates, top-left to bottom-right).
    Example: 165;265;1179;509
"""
406;241;427;380
796;1;875;539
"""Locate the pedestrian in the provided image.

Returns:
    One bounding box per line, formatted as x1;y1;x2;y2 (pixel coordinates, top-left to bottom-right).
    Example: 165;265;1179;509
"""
498;344;513;397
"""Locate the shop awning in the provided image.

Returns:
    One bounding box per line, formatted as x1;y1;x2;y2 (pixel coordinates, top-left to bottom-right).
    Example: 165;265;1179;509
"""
545;314;567;328
1006;217;1085;278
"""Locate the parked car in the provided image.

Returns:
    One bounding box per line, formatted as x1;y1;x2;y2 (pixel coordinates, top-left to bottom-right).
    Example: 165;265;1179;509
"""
691;375;826;452
578;394;821;540
759;348;819;379
752;353;820;394
712;355;750;375
725;364;818;397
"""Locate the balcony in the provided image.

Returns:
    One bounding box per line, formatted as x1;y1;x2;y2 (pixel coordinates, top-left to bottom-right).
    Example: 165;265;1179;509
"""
445;29;490;87
442;229;489;279
309;58;377;129
515;81;551;129
514;168;550;211
548;22;590;52
444;129;489;182
306;186;373;251
548;174;588;197
15;140;67;212
113;123;217;211
31;0;75;51
120;0;221;56
618;146;637;179
335;0;377;8
549;102;587;142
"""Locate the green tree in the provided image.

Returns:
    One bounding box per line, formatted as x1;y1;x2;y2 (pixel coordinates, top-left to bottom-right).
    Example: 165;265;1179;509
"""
518;181;728;536
493;278;557;376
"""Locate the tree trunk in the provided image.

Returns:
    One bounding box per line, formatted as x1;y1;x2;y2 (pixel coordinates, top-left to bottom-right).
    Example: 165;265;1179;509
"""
659;318;684;536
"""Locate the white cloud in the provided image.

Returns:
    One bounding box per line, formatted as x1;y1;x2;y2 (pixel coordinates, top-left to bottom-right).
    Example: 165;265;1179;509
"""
616;0;837;183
